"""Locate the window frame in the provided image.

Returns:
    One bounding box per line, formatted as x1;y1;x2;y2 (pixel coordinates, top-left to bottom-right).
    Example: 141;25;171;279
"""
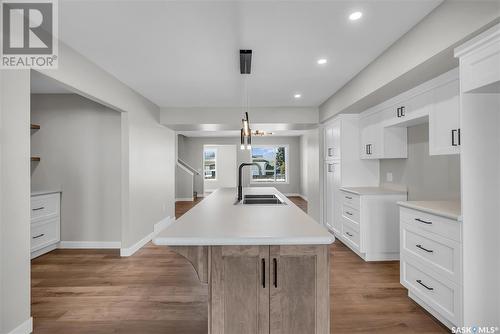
249;144;289;184
203;147;218;181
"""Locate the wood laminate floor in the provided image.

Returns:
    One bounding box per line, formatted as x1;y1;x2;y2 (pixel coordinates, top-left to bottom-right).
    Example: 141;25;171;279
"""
31;196;448;334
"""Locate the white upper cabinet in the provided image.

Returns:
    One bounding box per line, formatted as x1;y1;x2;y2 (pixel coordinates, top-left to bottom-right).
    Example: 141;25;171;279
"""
429;79;460;155
385;90;433;127
360;111;407;160
324;119;341;160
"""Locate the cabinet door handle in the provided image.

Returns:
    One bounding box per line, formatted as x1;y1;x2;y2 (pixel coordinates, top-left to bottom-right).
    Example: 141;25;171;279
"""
328;164;334;173
345;196;352;200
416;279;434;291
415;218;432;225
32;207;45;211
328;148;333;157
416;244;433;253
368;144;372;155
345;232;353;237
400;106;405;117
261;258;266;288
451;129;457;146
273;258;278;288
458;128;461;146
345;211;353;216
397;107;401;118
33;233;45;239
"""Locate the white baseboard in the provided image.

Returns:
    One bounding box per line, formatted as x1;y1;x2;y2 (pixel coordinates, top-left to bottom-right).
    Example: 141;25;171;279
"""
283;193;301;197
59;241;121;249
7;317;32;334
176;197;194;202
120;216;174;257
31;243;58;259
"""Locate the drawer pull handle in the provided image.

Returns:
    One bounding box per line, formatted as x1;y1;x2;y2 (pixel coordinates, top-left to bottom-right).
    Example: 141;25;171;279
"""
345;232;353;237
345;196;352;200
328;148;333;157
345;211;353;216
416;244;433;253
415;218;432;225
33;233;45;239
416;279;434;291
32;207;45;211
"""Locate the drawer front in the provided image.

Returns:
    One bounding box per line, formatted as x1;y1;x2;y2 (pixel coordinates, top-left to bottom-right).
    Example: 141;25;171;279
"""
342;205;359;224
31;218;60;252
401;259;461;325
401;223;461;284
342;221;360;250
31;193;60;222
400;207;461;242
341;192;359;210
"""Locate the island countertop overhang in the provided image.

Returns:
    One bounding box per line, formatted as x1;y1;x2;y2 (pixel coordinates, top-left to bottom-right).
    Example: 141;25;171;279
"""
153;187;335;246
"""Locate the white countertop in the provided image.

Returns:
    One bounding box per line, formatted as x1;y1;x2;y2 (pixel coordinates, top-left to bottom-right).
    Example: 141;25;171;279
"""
340;187;407;196
154;187;335;246
397;200;462;221
31;190;61;196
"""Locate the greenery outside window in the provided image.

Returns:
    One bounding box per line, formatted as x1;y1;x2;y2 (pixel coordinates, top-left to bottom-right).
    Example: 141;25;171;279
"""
204;148;217;180
250;145;288;183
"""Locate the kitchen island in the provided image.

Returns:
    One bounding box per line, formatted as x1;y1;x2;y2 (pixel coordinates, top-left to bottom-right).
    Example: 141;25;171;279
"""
154;187;334;334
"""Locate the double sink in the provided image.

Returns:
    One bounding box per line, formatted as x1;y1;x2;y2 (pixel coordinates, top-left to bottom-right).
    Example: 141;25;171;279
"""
242;194;285;205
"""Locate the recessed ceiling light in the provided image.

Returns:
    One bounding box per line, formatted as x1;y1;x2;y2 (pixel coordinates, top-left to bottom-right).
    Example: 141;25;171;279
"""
349;11;363;21
294;93;302;99
317;58;328;65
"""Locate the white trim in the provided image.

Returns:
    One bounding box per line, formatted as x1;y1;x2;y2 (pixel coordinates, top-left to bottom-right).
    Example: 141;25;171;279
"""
59;241;121;249
31;243;58;259
120;216;174;257
7;317;32;334
176;197;194;202
283;193;301;197
154;215;175;235
176;161;194;176
454;23;500;58
249;144;290;184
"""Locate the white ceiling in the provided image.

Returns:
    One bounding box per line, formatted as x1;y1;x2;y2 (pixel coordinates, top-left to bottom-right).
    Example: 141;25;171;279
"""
58;0;442;108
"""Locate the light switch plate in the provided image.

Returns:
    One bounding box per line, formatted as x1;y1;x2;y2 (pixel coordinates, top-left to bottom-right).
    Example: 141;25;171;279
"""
386;172;393;182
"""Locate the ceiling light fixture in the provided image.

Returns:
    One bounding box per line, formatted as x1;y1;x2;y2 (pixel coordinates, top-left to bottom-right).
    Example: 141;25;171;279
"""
294;93;302;99
349;11;363;21
317;58;328;65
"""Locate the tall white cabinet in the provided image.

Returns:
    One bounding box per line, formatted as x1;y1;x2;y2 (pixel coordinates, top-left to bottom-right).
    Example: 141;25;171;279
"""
322;115;379;236
455;24;500;327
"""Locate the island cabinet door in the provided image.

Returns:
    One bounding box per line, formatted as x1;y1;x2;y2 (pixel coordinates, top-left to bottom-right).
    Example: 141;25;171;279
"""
269;245;330;334
210;246;270;334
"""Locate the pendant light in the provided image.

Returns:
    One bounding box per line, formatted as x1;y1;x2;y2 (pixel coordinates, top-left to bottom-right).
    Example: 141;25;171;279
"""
240;50;252;150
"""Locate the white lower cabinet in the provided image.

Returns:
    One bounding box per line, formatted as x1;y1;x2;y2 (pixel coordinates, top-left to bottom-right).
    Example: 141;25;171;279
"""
339;189;407;261
399;206;463;328
31;192;61;258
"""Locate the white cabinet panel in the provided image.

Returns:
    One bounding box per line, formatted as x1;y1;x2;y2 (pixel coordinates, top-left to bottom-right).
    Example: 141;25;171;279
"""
324;162;341;235
324;120;340;160
429;80;460;155
360;112;382;159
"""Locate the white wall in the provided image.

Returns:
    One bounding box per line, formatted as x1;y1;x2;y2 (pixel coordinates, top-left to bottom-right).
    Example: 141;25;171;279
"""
0;70;32;334
204;145;237;193
319;1;500;122
380;123;461;200
303;129;321;222
37;42;176;250
178;136;302;196
30;94;122;243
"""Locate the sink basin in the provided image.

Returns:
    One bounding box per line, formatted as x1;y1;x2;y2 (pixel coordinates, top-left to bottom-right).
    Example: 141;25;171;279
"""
242;194;285;205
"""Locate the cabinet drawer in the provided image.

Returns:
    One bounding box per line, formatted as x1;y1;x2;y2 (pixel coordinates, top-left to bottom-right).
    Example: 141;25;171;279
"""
342;205;359;224
31;218;60;252
31;193;60;222
342;221;360;250
401;259;461;325
341;192;359;210
401;224;461;284
400;208;461;242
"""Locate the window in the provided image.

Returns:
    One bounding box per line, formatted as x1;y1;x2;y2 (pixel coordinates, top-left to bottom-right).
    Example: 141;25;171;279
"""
251;146;288;183
204;148;217;180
